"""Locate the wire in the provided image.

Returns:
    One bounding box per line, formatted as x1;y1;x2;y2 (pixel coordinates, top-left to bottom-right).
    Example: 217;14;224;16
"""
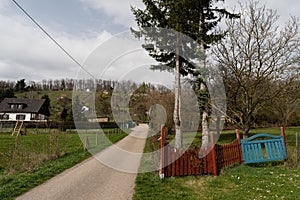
10;0;96;79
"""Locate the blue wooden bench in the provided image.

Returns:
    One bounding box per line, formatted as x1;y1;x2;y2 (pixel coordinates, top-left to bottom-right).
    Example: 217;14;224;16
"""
240;132;287;164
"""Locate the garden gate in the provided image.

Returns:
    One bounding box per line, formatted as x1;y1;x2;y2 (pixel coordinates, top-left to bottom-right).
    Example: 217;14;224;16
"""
240;127;287;164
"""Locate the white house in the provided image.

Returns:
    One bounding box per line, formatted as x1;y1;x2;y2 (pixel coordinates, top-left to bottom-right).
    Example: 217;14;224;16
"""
0;98;50;122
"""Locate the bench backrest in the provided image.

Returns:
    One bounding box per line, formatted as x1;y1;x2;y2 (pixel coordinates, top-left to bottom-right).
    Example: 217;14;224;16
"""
241;133;287;164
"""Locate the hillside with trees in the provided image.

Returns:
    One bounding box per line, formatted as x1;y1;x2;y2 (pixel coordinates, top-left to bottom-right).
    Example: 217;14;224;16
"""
0;76;299;131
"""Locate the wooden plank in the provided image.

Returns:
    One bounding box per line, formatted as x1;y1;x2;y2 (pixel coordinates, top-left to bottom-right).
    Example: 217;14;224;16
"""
181;150;184;176
190;151;194;175
203;152;207;174
189;151;193;175
265;142;272;160
175;151;179;176
184;151;187;176
167;147;171;177
296;132;299;163
193;151;196;175
235;130;243;165
271;142;276;159
160;125;165;178
281;127;287;149
210;132;218;176
258;143;263;161
195;153;200;175
187;151;190;175
278;141;284;158
172;150;176;176
274;141;280;159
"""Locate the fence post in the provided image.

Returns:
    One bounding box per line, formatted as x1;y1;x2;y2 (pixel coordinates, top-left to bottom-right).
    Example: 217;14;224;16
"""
296;132;298;164
280;127;287;148
210;132;218;176
159;125;165;179
280;127;288;164
235;129;243;165
83;136;89;151
96;132;98;146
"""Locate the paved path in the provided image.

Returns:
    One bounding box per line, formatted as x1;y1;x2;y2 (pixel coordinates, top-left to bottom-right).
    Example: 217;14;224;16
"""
17;124;148;200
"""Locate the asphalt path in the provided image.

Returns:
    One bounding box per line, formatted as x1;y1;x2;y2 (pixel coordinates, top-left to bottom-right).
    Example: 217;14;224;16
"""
16;124;148;200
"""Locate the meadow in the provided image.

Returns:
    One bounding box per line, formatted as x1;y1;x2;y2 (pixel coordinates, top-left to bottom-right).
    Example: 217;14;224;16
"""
0;129;127;199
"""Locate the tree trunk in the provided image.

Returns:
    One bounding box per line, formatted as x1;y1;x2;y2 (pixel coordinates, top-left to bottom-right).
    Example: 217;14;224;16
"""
199;11;210;148
243;114;252;138
201;83;210;148
201;105;209;147
174;32;182;149
243;126;250;139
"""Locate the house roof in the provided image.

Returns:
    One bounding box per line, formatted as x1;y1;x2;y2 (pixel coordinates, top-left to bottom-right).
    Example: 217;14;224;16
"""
0;98;46;113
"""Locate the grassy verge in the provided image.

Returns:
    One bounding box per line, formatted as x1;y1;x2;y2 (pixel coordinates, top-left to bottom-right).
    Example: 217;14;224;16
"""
133;127;300;200
0;132;127;200
134;164;300;200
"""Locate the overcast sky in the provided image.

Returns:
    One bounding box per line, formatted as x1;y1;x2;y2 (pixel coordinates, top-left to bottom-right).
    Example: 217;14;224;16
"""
0;0;299;83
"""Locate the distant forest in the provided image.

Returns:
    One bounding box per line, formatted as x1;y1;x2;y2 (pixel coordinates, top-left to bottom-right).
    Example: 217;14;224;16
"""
0;79;174;128
1;78;299;129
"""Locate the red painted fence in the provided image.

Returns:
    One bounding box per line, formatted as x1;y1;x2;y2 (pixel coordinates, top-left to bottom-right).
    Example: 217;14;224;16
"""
163;146;216;177
160;127;243;177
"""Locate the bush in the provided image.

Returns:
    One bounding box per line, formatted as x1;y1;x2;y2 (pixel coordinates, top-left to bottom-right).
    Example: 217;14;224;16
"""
289;112;300;126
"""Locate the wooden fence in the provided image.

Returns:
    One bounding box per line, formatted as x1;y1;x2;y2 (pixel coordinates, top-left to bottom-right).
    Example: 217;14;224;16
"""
160;127;243;177
215;130;243;169
162;146;217;177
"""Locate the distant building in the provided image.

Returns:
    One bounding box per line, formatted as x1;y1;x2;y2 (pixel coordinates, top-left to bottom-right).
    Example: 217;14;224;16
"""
0;98;50;122
88;117;110;123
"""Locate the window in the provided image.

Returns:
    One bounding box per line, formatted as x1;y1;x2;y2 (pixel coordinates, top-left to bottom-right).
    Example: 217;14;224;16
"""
10;104;25;109
38;114;45;120
0;114;9;120
31;113;36;120
16;114;26;120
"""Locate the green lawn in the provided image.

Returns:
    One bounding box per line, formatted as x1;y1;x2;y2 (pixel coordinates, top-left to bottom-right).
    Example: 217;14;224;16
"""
0;130;127;200
133;127;300;200
134;165;300;200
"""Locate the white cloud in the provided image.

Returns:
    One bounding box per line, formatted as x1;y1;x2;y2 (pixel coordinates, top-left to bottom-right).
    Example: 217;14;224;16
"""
0;0;9;9
0;11;112;81
78;30;174;88
225;0;300;25
81;0;144;28
264;0;300;23
2;0;298;83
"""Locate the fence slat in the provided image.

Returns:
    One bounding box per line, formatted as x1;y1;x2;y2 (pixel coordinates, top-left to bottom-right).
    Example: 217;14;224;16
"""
163;137;242;177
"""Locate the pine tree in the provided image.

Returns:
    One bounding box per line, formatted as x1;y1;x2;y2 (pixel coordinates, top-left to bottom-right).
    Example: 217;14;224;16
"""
132;0;238;149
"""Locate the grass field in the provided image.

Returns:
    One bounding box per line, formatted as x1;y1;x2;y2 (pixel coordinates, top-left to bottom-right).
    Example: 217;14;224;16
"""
133;127;300;200
0;130;127;200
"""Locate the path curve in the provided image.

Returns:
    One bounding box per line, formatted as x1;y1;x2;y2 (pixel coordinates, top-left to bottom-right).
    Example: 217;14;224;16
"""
16;124;148;200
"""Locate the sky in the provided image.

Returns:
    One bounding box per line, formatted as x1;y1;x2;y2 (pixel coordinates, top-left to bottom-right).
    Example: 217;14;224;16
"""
0;0;299;83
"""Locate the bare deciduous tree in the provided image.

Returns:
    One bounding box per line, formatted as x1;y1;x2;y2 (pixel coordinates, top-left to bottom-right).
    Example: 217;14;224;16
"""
270;79;300;127
213;1;300;137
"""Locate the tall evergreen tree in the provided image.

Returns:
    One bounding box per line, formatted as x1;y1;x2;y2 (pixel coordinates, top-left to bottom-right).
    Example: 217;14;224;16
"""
14;79;26;92
41;94;51;116
0;88;15;102
132;0;238;149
